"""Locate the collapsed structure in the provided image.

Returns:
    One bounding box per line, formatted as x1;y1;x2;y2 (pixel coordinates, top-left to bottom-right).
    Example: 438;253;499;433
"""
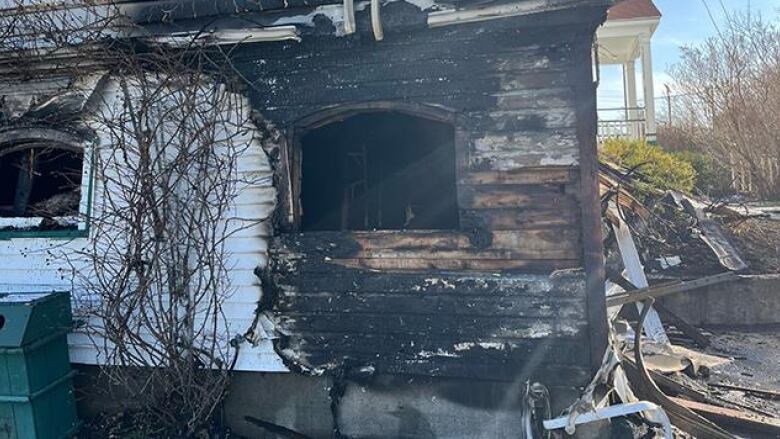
0;0;618;436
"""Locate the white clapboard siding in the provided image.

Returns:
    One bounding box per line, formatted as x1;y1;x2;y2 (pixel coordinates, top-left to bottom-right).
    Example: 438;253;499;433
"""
0;78;285;372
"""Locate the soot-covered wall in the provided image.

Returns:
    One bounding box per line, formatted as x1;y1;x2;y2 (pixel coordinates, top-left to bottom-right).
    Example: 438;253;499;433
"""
231;0;607;421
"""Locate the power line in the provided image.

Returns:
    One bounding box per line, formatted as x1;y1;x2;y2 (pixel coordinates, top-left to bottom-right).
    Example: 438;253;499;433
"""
701;0;723;39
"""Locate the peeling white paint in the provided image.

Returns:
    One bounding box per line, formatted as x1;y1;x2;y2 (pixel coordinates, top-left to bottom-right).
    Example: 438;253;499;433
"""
539;152;578;166
453;341;506;351
472;133;580;168
417;348;460;358
421;278;457;289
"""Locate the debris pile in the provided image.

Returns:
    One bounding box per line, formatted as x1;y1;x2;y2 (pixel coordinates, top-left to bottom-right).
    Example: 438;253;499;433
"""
541;161;780;438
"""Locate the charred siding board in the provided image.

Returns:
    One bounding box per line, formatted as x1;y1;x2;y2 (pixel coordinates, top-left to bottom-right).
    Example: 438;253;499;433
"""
268;240;590;383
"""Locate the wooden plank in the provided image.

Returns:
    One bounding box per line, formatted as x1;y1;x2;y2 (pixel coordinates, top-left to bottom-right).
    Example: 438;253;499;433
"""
457;184;574;209
285;343;592;383
605;273;737;307
320;257;580;273
276;312;587;339
275;313;588;339
251;68;569;99
622;357;778;421
275;292;585;319
671;397;780;436
272;229;581;254
494;88;576;111
284;333;591;365
383;358;591;384
469;108;578;132
346;248;579;260
461;208;579;230
458;166;579;185
233;24;580;64
268;271;587;297
241;50;573;82
628;305;734;439
250;72;570;107
471;130;578;155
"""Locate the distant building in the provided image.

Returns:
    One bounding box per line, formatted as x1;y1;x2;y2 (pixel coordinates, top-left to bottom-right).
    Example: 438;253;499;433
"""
596;0;661;142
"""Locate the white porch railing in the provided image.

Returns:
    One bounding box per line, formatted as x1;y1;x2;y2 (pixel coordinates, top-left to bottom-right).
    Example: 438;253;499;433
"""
597;106;646;143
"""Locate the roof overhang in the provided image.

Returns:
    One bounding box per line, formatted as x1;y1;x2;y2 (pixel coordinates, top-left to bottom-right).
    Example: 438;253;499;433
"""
596;16;659;64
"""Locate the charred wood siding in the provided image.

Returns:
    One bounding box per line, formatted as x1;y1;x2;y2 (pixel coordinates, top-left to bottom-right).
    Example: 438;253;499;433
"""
237;7;604;383
266;252;591;384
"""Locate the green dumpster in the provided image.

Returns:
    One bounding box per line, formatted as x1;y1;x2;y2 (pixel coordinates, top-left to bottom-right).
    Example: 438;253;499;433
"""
0;292;79;438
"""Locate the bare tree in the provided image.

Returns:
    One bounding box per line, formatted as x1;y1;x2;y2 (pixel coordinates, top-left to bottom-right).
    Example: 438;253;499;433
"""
1;2;271;435
669;9;780;199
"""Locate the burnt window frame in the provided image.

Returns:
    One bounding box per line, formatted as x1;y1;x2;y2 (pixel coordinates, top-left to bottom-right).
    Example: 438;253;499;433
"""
279;102;468;233
0;127;95;239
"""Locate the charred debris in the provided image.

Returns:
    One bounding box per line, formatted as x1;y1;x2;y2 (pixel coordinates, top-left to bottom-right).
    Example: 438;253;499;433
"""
583;159;780;438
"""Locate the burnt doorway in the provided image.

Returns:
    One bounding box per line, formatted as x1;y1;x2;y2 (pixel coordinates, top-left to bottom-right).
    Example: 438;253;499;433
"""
300;111;458;231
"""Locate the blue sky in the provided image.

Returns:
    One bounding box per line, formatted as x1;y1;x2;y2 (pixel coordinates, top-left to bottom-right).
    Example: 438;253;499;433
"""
597;0;780;114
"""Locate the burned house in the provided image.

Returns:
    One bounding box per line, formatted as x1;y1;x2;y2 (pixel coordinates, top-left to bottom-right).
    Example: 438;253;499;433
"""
0;0;613;436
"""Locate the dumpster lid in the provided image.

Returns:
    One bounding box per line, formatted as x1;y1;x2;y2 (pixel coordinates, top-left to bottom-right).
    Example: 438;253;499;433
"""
0;293;52;303
0;292;72;347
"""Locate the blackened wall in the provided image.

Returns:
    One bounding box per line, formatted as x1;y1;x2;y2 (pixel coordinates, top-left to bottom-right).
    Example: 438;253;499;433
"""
230;3;607;431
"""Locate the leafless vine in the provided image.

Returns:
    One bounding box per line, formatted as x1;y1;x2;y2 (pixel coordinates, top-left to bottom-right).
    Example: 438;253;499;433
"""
1;1;268;435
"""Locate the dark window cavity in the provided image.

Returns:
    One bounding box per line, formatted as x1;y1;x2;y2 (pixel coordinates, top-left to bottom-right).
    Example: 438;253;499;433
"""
0;143;83;218
300;112;458;231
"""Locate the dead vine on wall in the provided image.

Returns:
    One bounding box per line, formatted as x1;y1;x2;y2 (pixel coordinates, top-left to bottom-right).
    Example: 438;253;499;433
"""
0;1;268;435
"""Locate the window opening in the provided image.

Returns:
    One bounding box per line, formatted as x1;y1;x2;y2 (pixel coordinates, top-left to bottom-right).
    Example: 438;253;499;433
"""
0;142;83;221
300;111;458;231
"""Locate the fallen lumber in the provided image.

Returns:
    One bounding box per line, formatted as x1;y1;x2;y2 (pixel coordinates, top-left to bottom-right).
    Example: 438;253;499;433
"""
709;383;780;401
671;397;780;436
607;271;710;348
606;272;737;308
622;358;778;418
629;299;735;439
622;357;707;402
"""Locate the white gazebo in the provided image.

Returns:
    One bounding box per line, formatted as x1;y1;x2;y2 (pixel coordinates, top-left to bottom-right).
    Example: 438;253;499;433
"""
596;0;661;142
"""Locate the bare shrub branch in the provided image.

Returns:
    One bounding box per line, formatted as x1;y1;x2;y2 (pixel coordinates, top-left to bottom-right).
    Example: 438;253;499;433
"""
668;9;780;199
1;2;271;435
